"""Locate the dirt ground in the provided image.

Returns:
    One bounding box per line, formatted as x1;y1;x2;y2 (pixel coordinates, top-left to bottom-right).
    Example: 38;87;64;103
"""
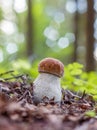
0;74;97;130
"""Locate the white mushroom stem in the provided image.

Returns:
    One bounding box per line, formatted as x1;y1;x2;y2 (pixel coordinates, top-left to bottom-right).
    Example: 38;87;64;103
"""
33;73;62;103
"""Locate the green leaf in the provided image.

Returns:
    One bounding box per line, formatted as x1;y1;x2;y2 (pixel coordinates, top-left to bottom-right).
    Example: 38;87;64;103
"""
70;69;82;76
74;79;84;86
85;111;96;117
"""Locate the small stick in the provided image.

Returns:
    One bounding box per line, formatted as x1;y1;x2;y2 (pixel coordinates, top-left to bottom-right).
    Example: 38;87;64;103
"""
17;90;29;101
65;90;81;99
0;70;14;77
4;74;24;81
81;90;86;99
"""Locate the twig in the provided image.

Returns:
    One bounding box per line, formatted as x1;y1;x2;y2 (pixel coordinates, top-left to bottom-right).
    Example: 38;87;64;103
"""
81;90;86;99
17;90;28;101
0;70;14;77
4;75;24;81
65;90;81;99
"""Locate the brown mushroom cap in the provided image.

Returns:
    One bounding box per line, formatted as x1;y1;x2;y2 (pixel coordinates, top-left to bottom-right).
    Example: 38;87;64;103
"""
38;58;64;77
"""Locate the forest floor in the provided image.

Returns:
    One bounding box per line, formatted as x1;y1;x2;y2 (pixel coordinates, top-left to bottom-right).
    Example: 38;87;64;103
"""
0;73;97;130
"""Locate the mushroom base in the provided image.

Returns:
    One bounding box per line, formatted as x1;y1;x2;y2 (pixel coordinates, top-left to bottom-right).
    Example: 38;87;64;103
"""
33;73;62;104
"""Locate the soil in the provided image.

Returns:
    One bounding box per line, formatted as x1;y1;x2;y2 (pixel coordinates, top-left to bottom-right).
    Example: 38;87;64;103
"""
0;72;97;130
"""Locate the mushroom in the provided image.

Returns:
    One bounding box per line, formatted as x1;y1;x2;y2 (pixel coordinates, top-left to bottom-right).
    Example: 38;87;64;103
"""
33;57;64;104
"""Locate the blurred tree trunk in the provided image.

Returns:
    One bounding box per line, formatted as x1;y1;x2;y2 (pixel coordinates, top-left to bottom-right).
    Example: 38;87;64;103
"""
73;0;79;62
26;0;34;57
85;0;95;71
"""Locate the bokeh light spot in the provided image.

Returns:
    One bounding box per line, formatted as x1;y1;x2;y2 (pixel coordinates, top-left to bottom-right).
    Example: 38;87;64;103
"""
58;37;69;49
6;43;18;54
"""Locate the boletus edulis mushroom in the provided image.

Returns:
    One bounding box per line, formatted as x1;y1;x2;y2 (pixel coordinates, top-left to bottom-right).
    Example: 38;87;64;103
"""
33;57;64;104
